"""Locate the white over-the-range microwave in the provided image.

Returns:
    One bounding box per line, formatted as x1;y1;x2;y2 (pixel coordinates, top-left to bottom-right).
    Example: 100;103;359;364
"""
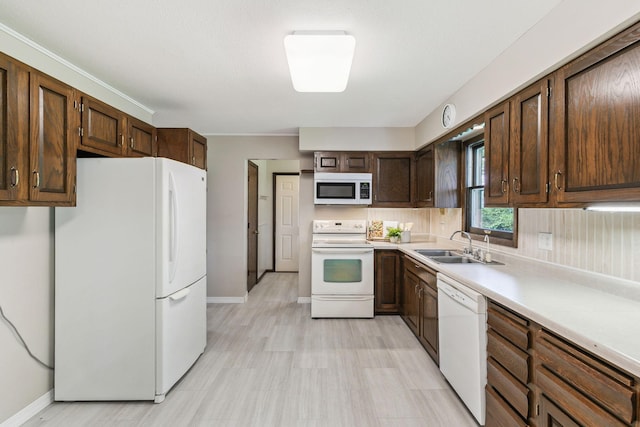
314;172;372;205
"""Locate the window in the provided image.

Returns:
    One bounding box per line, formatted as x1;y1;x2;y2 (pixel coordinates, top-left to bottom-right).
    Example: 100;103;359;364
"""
464;138;517;245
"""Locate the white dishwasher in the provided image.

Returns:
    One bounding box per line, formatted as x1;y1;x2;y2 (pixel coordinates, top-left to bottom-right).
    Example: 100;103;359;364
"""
437;273;487;425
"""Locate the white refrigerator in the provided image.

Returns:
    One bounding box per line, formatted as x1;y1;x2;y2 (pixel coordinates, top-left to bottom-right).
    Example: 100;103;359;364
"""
54;157;207;403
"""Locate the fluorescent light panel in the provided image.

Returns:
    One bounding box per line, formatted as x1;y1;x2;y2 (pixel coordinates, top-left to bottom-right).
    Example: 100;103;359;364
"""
585;204;640;212
284;31;356;92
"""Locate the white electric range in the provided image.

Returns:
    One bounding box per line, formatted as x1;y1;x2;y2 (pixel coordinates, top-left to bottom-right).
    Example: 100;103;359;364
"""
311;220;374;318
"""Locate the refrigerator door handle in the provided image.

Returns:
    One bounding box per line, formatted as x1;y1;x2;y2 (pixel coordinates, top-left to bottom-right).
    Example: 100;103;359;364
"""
168;287;191;301
169;172;179;282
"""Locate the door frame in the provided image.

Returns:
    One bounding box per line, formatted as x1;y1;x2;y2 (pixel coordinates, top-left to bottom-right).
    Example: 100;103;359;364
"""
272;172;300;271
247;161;259;292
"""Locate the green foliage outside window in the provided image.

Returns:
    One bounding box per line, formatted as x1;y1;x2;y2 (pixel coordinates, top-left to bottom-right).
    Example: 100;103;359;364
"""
480;207;514;232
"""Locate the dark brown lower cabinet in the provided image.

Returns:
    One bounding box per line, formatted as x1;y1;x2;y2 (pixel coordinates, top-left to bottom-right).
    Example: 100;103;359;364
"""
374;250;401;314
486;299;640;427
401;255;438;364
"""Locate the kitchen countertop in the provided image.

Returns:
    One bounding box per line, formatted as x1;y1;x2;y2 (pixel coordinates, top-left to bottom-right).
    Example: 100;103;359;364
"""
370;238;640;378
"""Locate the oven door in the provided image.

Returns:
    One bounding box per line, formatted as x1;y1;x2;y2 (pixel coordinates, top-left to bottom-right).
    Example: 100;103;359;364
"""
311;247;374;294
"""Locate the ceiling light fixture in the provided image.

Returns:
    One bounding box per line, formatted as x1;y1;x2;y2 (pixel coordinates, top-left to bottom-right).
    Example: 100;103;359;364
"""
284;31;356;93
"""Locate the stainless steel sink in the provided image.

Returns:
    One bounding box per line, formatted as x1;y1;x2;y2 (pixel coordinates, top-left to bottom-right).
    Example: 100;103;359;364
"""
429;256;482;264
414;249;505;265
415;249;460;257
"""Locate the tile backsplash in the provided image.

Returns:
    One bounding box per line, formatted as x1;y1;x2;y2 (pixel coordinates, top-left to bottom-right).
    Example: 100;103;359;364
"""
430;208;640;283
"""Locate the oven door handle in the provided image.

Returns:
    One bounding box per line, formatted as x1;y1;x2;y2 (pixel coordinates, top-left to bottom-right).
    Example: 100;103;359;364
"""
312;248;374;254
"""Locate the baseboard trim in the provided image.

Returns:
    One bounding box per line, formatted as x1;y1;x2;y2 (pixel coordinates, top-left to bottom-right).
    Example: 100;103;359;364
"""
207;293;248;304
297;297;311;304
1;389;53;427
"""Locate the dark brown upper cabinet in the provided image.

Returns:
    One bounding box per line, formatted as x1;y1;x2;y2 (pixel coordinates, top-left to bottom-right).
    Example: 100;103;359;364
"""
80;95;156;159
126;116;157;158
484;77;551;208
29;72;78;205
372;152;414;207
157;128;207;170
415;146;434;207
415;140;461;208
484;102;511;207
80;95;126;156
314;151;371;173
0;53;29;203
510;78;551;206
551;21;640;205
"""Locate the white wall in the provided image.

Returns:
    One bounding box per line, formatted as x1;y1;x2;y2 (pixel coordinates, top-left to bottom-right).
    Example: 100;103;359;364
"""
206;135;312;299
299;127;415;151
0;208;53;424
415;0;640;148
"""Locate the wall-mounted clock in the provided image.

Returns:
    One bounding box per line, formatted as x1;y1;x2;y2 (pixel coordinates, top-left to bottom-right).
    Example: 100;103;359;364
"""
441;103;456;129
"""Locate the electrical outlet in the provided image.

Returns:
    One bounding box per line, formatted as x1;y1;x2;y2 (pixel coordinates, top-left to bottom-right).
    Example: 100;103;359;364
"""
538;232;553;251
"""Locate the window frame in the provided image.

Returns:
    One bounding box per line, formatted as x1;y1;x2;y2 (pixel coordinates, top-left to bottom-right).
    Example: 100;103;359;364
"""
462;135;518;248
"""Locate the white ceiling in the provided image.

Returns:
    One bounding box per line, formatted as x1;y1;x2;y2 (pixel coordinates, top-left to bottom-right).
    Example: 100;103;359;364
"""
0;0;561;135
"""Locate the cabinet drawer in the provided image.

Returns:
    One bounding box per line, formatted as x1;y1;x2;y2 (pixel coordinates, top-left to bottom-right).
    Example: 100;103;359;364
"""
536;367;628;427
537;330;635;424
488;302;529;350
403;257;436;290
486;385;528;427
487;328;529;384
488;356;529;418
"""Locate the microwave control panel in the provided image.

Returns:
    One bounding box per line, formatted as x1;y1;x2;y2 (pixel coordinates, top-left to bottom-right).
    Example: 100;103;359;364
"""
359;182;370;200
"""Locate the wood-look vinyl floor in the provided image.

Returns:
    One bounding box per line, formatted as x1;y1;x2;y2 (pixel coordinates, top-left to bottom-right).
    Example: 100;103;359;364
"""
24;272;477;427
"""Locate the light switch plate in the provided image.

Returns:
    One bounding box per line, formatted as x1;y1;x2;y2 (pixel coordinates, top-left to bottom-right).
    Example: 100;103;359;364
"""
538;232;553;251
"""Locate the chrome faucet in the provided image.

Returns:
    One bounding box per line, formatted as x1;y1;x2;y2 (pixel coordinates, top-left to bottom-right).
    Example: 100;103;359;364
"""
450;230;473;255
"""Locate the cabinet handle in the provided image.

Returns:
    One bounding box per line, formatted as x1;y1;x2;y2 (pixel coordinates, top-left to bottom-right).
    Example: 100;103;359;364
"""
554;171;563;190
119;134;124;147
512;177;520;193
32;170;40;188
418;288;423;299
10;167;18;187
192;156;196;165
427;191;433;201
130;137;134;149
414;284;419;295
501;179;507;194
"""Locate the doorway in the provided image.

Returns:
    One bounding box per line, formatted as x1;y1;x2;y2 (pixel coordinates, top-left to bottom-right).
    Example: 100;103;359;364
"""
247;161;258;292
274;174;300;272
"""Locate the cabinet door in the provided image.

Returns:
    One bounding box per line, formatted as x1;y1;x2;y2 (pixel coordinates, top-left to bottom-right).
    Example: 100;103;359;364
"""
415;146;434;207
314;152;341;172
434;139;461;208
373;152;414;207
552;21;640;204
80;95;125;156
29;72;77;204
374;250;401;314
510;78;550;206
419;281;438;364
127;116;156;157
342;152;370;172
538;395;581;427
401;270;420;335
484;102;510;206
0;53;28;202
190;131;207;170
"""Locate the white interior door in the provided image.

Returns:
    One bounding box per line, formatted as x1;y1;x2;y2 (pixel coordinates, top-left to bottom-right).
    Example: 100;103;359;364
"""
275;174;299;272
